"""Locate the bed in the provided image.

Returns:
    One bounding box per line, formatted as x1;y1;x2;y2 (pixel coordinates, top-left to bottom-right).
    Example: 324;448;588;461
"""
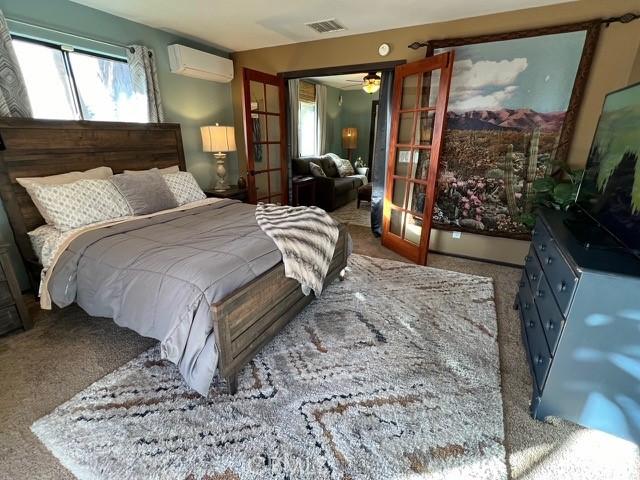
0;118;349;394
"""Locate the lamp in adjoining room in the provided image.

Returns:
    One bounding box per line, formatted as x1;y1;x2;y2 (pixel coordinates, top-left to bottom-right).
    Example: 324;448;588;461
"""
201;123;236;191
342;127;358;161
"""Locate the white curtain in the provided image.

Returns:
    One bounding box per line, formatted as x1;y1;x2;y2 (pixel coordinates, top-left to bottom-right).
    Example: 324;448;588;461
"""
288;79;300;159
315;83;327;156
127;45;164;122
0;10;31;117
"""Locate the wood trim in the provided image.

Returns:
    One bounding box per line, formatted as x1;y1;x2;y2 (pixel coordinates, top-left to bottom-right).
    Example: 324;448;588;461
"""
0;118;186;289
367;100;379;177
423;20;600;51
280;60;405;79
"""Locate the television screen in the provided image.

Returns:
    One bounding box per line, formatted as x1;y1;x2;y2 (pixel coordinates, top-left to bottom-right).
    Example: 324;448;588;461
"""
576;82;640;255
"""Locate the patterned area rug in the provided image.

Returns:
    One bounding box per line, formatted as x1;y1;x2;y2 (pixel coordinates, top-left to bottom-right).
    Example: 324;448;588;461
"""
32;254;506;480
330;200;371;227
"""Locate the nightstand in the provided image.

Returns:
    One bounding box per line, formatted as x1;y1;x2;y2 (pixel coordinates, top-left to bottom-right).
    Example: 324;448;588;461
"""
204;186;248;202
0;244;32;335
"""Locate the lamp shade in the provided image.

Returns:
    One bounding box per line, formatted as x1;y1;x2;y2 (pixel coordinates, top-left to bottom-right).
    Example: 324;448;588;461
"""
342;127;358;149
201;124;236;152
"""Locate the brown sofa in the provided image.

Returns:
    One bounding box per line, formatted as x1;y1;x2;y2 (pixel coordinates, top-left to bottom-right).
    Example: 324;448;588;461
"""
292;156;363;212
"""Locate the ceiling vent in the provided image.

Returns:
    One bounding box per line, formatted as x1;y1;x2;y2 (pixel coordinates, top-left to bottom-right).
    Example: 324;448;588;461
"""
305;19;346;34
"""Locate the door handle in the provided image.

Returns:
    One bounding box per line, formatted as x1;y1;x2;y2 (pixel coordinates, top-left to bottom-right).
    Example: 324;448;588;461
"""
248;170;256;176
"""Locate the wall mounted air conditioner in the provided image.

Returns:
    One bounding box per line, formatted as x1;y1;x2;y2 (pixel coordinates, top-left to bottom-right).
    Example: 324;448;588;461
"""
168;44;234;83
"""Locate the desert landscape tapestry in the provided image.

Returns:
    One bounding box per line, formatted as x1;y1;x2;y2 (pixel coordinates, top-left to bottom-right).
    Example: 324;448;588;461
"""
433;30;588;239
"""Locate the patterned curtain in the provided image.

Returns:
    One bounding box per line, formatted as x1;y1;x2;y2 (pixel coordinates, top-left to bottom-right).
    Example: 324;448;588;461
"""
0;10;32;117
126;45;164;122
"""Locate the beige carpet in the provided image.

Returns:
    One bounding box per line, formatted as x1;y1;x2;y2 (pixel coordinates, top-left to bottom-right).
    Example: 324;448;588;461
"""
1;224;639;479
330;199;371;227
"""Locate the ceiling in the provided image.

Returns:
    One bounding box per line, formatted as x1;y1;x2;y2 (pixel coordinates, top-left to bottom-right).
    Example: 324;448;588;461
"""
70;0;572;52
307;73;372;91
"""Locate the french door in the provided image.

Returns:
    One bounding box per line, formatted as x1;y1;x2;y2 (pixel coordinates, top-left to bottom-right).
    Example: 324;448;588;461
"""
242;68;288;204
382;51;455;265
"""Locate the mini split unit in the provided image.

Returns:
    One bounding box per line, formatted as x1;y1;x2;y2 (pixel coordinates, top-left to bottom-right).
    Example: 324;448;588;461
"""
168;44;234;83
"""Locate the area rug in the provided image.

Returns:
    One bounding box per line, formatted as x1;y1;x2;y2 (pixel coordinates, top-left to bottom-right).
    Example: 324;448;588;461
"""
31;254;507;480
330;200;371;227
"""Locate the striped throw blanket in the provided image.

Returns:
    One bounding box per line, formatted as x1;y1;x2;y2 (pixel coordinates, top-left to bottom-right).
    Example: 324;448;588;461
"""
255;203;339;297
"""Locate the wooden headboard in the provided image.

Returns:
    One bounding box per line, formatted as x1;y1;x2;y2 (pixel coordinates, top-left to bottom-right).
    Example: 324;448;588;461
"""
0;118;186;286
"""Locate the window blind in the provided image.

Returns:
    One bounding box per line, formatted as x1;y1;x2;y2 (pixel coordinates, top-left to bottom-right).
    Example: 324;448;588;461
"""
299;80;316;103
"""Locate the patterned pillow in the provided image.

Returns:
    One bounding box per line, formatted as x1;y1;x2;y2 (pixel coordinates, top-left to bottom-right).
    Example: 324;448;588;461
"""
163;171;206;205
28;224;62;267
28;179;132;232
309;162;326;177
17;166;114;224
325;153;354;177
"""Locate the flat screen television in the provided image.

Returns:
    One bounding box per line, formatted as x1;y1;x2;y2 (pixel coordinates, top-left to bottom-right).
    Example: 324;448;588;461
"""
575;81;640;257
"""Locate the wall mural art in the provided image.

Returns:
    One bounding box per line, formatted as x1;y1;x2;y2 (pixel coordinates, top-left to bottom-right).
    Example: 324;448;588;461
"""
427;23;600;239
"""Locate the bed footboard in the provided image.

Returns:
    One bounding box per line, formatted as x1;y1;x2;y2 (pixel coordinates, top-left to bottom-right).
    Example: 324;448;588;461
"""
211;227;349;394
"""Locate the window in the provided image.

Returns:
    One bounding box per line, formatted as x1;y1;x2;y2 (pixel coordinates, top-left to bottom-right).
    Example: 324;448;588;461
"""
298;100;317;157
12;37;148;122
298;80;317;157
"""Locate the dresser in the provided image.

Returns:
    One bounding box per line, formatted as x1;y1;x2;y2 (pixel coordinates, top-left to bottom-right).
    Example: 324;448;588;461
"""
0;245;32;335
516;208;640;444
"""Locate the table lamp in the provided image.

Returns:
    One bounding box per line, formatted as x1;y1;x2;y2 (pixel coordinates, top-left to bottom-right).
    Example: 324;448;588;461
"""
201;123;236;191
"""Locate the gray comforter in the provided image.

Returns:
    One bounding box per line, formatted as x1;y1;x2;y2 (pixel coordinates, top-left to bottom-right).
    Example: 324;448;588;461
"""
48;200;282;395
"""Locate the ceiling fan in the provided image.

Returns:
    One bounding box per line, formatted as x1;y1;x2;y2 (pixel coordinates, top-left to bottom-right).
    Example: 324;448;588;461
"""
343;72;382;94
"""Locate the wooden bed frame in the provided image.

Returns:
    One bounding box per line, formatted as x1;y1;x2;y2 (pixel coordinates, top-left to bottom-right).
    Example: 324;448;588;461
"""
0;118;348;394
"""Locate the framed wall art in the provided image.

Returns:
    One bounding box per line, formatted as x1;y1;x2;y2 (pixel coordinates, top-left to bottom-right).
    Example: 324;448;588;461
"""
425;21;600;239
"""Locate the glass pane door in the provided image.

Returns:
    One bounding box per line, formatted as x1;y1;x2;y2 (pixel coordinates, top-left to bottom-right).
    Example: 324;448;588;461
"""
243;69;287;204
382;52;455;265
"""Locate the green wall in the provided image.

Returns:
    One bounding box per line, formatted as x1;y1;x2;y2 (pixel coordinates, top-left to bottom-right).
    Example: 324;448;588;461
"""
339;89;379;164
318;84;378;163
0;0;236;288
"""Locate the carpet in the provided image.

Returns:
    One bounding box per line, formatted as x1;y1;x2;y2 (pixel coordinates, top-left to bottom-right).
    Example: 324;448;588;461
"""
330;200;371;227
31;254;507;480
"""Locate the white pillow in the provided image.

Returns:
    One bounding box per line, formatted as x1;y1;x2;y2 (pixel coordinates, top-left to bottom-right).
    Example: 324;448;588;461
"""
124;165;180;175
163;172;206;205
324;153;354;177
17;166;114;224
28;179;131;232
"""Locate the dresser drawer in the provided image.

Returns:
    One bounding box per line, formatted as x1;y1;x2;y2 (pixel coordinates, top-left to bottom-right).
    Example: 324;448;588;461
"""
534;271;565;356
524;246;542;288
0;305;22;335
518;281;552;392
0;281;14;307
532;222;578;316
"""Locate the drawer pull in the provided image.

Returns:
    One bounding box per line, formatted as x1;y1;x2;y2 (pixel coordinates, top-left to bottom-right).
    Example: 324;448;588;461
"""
546;257;554;265
528;320;535;328
525;255;532;263
536;289;544;298
531;274;538;281
524;302;531;310
539;244;547;252
532;228;538;236
558;281;567;292
535;354;544;366
546;320;555;330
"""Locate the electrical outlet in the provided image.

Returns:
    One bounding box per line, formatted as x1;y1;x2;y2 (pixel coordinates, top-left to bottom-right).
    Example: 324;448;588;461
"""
452;231;462;239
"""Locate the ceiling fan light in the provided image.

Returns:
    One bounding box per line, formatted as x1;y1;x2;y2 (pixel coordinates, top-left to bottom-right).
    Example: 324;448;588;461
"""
362;72;381;94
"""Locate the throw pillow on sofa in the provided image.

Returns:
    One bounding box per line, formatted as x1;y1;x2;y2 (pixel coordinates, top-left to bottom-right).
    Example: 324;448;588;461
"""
325;153;354;177
309;162;326;177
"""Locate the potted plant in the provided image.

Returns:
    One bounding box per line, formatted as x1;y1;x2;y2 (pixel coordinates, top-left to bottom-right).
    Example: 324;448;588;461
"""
354;157;368;176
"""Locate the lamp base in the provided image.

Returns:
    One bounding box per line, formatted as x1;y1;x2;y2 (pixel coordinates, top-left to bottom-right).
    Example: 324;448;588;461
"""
212;152;229;191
